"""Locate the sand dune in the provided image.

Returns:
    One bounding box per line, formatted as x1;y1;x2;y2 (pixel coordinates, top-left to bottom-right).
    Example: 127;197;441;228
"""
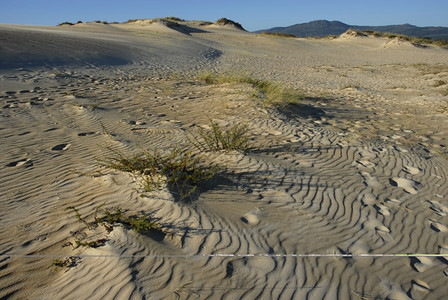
1;21;448;299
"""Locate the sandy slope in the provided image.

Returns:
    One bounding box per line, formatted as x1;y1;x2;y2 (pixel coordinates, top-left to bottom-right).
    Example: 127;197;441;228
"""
1;21;448;299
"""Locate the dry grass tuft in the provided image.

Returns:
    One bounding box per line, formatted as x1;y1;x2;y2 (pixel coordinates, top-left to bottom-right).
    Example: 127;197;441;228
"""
197;71;306;107
98;147;216;201
188;120;251;153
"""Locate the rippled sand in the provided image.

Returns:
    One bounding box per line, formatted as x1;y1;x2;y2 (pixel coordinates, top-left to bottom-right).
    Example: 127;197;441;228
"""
1;21;448;299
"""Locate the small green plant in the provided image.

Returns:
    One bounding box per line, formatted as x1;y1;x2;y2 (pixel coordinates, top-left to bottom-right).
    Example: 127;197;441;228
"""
188;120;250;152
99;147;216;201
342;83;361;90
66;203;163;238
103;207;123;224
93;202;106;224
174;281;200;298
51;257;80;271
260;32;296;38
128;215;159;232
74;239;107;248
214;18;245;31
58;22;75;26
432;80;446;87
163;16;185;22
65;206;92;229
197;71;305;107
360;30;448;48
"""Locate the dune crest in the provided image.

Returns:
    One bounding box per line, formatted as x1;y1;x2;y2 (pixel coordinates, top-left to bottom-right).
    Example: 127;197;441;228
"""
1;20;448;299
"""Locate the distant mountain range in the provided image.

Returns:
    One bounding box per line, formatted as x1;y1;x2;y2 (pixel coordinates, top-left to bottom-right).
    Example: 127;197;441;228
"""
255;20;448;40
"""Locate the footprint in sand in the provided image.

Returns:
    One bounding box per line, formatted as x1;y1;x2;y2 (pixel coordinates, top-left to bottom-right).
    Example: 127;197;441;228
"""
429;220;448;233
265;129;283;136
359;193;376;206
348;240;374;266
409;280;431;298
296;160;313;168
241;208;262;225
380;280;411;300
394;146;408;153
51;143;70;151
44;127;59;132
357;159;376;169
439;245;448;259
374;204;391;216
361;172;383;188
410;256;436;272
385;198;402;205
5;158;33;168
358;148;376;159
2;103;16;109
389;177;419;194
363;217;391;239
403;165;420;175
426;200;448;217
78;132;98;136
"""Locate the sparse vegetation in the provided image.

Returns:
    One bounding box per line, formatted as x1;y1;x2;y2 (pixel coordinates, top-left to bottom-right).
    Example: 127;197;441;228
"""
74;239;107;248
361;30;448;47
55;202;166;273
197;71;306;107
260;32;296;38
99;147;216;201
341;83;362;90
65;206;92;229
66;203;162;242
432;80;446;87
103;206;123;225
214;18;245;31
163;17;185;22
58;22;74;26
125;19;141;23
128;215;160;232
92;20;109;25
188;120;251;153
51;257;80;271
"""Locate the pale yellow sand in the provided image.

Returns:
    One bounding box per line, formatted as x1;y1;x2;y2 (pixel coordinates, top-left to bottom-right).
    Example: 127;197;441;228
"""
0;20;448;299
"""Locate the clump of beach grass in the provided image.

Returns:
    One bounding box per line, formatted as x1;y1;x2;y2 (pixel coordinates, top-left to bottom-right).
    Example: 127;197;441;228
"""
51;257;80;271
188;120;251;153
63;203;162;257
432;80;446;87
98;147;216;201
197;71;306;107
361;30;448;48
259;32;296;38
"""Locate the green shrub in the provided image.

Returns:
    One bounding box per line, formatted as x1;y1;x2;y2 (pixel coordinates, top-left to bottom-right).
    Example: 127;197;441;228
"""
215;18;245;30
361;30;448;47
58;22;74;26
128;215;159;232
432;80;446;87
51;257;80;271
260;32;296;38
197;71;305;107
164;16;185;22
188;120;250;152
99;147;216;201
66;203;162;236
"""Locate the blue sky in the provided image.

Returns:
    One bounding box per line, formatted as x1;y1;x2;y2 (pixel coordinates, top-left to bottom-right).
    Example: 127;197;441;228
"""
1;0;447;31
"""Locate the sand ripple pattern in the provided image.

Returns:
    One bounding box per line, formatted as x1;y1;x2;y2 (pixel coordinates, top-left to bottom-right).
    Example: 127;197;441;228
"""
1;71;447;299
